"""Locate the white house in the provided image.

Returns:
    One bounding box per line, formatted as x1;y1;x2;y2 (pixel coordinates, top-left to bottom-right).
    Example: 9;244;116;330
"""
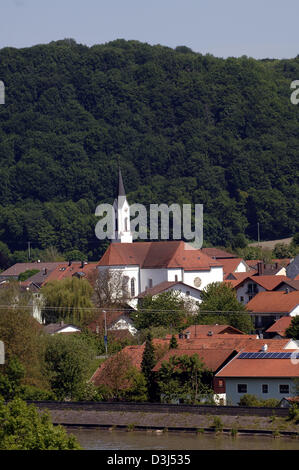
137;280;202;311
215;350;299;405
97;169;224;308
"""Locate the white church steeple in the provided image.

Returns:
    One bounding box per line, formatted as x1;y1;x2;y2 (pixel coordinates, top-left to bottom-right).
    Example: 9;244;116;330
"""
113;168;132;243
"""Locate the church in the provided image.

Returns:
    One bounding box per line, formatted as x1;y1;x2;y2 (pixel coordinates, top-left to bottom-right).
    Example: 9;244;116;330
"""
97;169;224;307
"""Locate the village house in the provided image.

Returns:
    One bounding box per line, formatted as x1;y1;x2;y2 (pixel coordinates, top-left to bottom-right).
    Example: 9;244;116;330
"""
264;316;293;339
225;275;291;305
136;280;202;311
246;290;299;333
43;321;81;335
215;350;299;405
87;309;137;339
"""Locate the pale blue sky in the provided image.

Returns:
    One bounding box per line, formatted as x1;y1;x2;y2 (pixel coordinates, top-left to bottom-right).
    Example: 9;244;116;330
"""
1;0;298;58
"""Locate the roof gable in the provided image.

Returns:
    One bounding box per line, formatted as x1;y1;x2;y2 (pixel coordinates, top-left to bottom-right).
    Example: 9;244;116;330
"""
98;241;222;271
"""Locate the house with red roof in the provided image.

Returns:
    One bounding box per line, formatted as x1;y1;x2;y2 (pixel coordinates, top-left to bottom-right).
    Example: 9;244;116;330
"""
246;290;299;333
264;316;293;339
226;274;291;306
220;258;251;280
215;349;299;405
87;309;137;338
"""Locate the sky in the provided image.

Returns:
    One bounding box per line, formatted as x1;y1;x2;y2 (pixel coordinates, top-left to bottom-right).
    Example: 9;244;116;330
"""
0;0;298;59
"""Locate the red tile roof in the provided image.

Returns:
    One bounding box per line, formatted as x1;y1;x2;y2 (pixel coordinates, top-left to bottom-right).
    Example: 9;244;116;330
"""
0;262;62;277
246;291;299;314
265;316;292;336
227;275;290;291
98;241;222;271
220;259;249;279
181;324;246;336
174;337;291;351
44;262;98;285
226;271;257;281
216;351;299;378
153;348;237;373
90;338;170;387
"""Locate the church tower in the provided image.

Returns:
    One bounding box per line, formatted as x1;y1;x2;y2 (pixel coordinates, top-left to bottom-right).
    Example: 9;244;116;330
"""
112;168;132;243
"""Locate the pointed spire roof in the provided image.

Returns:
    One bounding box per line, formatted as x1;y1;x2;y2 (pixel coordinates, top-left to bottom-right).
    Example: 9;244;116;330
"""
118;167;126;197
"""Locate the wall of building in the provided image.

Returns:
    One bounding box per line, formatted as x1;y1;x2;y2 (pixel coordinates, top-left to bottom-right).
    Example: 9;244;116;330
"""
224;377;297;405
167;268;184;282
236;280;266;304
183;266;223;291
140;268;168;292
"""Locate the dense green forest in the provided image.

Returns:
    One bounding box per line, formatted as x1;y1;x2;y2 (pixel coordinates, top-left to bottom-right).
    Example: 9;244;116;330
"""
0;39;298;266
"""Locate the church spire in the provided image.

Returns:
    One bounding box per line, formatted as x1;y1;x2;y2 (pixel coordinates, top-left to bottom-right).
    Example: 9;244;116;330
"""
118;167;126;197
113;166;132;243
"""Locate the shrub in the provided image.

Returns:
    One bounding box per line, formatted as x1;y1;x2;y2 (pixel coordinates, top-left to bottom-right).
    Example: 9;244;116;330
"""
212;416;223;433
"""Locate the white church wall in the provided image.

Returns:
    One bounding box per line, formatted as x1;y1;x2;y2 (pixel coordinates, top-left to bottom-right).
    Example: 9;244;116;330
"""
98;265;140;297
140;268;168;292
167;268;183;282
183;266;223;291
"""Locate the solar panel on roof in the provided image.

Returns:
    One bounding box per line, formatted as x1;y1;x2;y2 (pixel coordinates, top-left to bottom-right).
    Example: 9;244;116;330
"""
238;351;299;359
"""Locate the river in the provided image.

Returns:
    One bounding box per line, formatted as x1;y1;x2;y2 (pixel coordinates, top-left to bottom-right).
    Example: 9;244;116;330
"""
68;428;299;450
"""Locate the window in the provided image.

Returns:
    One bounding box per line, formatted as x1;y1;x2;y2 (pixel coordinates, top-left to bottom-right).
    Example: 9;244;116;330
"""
175;275;178;282
279;384;289;394
148;278;153;288
237;384;247;394
130;278;135;297
240;296;244;302
218;380;224;387
262;384;268;394
186;291;190;297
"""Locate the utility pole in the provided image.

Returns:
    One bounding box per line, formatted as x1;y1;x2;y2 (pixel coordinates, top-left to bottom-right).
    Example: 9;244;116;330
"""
103;310;108;357
257;223;260;247
28;241;31;260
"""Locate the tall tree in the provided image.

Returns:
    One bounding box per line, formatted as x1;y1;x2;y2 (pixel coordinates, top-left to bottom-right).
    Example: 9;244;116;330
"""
197;282;253;333
41;277;94;325
141;333;156;401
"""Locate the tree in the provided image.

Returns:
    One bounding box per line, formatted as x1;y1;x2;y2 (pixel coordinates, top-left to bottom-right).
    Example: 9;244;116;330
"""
93;350;148;401
44;334;96;400
197;282;253;333
132;291;188;330
157;354;214;404
0;398;81;450
41;277;94;325
285;316;299;340
141;333;157;401
0;299;47;388
88;268;130;308
169;334;178;349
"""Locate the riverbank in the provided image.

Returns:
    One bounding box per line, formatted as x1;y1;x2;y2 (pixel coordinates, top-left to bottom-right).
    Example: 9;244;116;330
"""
43;408;299;437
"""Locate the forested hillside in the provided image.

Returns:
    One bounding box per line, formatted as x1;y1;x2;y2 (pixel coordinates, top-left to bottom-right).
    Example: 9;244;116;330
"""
0;39;298;265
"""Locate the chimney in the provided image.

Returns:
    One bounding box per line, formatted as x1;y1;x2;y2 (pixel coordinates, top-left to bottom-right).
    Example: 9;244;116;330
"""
185;331;191;340
207;331;213;336
80;261;84;269
257;262;264;275
43;268;48;275
261;344;268;352
68;261;72;266
285;287;289;294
